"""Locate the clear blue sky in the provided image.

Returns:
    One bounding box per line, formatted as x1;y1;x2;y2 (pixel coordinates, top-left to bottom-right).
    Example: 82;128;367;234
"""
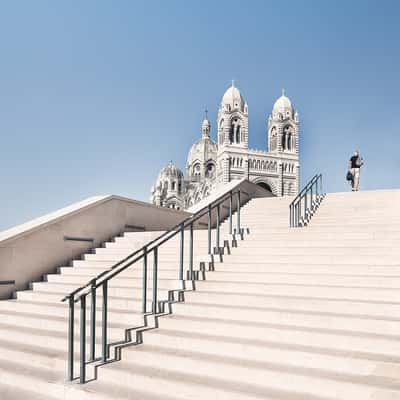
1;0;399;230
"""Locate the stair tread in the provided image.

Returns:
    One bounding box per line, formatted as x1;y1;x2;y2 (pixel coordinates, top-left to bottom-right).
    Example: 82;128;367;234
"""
0;382;59;400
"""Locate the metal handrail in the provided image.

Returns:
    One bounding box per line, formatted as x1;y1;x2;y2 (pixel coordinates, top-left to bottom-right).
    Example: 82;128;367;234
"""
289;174;325;227
62;188;249;303
63;185;251;383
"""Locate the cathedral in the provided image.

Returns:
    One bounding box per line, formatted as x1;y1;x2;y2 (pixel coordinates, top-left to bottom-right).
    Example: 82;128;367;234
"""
150;82;300;210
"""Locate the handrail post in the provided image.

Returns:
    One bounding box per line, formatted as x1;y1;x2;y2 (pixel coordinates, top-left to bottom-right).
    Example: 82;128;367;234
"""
189;223;194;279
80;295;86;384
304;188;308;220
216;204;220;251
142;247;148;313
89;280;96;361
179;223;185;279
207;206;211;255
67;296;74;381
102;281;108;362
317;175;320;197
320;175;323;196
290;204;293;228
237;191;241;233
229;191;233;235
152;247;158;314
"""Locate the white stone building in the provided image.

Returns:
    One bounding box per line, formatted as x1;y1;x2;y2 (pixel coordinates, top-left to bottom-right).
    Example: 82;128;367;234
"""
150;83;300;209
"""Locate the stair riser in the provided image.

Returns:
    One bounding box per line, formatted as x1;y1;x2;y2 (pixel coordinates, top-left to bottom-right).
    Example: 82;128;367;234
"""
0;303;144;325
194;281;400;301
96;366;264;400
96;350;388;400
183;291;400;318
0;313;143;335
0;368;65;399
0;328;125;354
85;247;400;260
16;291;147;310
170;302;400;335
155;317;400;356
127;337;400;381
201;273;400;286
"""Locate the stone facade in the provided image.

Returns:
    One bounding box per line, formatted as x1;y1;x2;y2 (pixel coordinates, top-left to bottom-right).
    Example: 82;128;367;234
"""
150;83;300;209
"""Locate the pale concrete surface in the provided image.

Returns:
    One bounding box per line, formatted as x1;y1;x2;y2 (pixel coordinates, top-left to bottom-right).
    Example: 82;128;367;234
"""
0;195;190;299
1;189;400;399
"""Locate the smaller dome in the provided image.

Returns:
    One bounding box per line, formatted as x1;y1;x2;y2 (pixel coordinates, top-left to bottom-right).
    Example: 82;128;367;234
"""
187;137;218;168
273;95;292;111
202;118;210;129
202;117;211;138
273;90;294;119
221;82;245;111
158;162;184;179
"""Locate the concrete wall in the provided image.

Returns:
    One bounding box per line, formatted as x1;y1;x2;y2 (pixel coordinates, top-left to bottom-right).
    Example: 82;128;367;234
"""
0;195;190;299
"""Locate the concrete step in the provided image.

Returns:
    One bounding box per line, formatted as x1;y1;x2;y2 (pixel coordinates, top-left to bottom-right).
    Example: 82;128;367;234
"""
97;341;400;400
0;307;142;334
30;281;188;299
126;254;400;264
129;338;400;383
182;290;400;319
16;290;146;310
214;263;400;275
155;314;400;357
170;301;400;336
193;280;400;302
0;360;65;399
0;298;145;324
199;270;400;286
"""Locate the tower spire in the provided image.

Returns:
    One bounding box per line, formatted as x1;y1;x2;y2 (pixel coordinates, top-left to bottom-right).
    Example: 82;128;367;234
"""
282;88;285;97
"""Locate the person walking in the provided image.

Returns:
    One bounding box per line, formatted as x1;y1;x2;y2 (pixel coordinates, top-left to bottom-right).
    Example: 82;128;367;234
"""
348;151;364;191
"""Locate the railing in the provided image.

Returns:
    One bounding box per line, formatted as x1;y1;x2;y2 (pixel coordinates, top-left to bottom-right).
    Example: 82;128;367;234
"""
61;188;251;383
289;174;325;227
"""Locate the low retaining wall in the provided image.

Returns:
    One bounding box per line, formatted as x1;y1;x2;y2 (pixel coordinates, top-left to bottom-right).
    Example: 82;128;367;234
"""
0;195;190;299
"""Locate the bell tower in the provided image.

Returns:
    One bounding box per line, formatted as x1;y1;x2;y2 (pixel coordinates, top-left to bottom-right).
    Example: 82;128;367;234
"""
217;81;249;150
268;89;299;155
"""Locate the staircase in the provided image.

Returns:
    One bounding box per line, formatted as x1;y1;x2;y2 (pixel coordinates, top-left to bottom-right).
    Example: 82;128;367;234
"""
1;189;400;399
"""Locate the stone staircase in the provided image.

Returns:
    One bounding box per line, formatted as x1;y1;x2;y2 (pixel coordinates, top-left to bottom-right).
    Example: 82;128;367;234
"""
1;190;400;399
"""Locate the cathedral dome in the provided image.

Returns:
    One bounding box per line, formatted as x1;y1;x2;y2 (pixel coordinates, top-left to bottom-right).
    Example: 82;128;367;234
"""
272;90;294;119
187;137;218;168
158;162;183;180
221;82;245;111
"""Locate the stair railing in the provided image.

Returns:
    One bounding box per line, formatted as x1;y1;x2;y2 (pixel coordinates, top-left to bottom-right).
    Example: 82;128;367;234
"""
61;188;251;384
289;174;325;227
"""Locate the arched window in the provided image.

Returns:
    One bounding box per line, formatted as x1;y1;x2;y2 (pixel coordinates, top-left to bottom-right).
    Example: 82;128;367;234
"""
236;125;241;143
219;119;224;144
205;163;215;178
229;125;234;144
283;125;293;151
270;127;277;150
172;182;176;191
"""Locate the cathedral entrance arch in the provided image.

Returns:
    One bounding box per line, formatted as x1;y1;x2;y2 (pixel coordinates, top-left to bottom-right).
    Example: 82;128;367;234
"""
251;177;277;196
257;182;272;193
